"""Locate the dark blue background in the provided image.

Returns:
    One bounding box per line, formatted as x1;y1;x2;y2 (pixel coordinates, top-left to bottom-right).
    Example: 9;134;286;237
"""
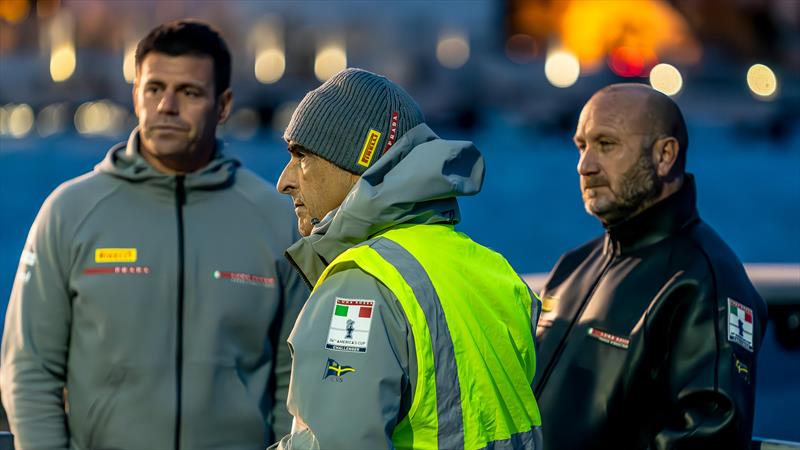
1;120;798;440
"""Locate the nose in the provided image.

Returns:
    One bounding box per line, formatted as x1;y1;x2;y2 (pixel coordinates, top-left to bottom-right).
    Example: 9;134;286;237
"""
276;160;297;195
157;90;179;115
577;147;600;176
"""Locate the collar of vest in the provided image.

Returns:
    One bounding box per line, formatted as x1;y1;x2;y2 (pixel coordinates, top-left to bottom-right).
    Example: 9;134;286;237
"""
285;123;486;287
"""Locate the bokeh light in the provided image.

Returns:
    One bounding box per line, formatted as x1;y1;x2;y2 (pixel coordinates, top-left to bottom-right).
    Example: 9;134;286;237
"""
649;63;683;96
74;100;128;136
50;43;76;82
123;44;136;84
559;0;700;72
747;64;777;99
436;32;470;69
544;49;580;88
314;44;347;82
0;0;30;24
608;46;656;77
255;48;286;84
36;103;69;137
0;106;8;136
8;104;34;138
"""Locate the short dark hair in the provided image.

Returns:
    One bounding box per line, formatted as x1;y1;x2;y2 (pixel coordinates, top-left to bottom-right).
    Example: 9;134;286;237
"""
135;20;231;96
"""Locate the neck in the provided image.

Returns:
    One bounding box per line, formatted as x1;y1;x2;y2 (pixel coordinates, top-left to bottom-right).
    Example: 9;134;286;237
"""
139;145;215;175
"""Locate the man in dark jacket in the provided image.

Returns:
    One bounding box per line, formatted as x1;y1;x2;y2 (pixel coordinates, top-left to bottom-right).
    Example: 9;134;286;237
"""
534;83;767;450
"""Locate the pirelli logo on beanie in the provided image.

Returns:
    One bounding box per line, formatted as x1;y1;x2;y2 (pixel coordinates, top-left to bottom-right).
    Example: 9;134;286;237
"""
357;129;382;168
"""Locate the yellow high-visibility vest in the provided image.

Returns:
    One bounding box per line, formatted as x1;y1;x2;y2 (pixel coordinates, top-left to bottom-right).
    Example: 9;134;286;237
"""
314;224;541;449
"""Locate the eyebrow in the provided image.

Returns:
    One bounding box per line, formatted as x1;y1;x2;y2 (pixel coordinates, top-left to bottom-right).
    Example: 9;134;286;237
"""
143;79;207;92
288;143;311;154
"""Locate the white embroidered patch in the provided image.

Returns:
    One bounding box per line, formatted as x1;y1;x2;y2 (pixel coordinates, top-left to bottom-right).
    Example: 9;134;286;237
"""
727;298;754;352
326;298;375;353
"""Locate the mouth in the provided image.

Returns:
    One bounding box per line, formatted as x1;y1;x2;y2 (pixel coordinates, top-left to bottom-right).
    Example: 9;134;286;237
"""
151;125;188;132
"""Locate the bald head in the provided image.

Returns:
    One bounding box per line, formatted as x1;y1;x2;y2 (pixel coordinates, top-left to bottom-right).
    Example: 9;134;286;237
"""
590;83;688;172
574;83;689;224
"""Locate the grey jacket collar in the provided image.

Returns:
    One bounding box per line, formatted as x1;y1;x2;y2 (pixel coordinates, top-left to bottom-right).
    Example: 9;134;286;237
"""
286;123;485;287
96;127;240;190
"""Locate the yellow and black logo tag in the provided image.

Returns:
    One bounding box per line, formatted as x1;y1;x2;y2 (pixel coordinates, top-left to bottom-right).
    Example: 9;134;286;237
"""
541;296;559;312
95;248;137;263
357;129;382;168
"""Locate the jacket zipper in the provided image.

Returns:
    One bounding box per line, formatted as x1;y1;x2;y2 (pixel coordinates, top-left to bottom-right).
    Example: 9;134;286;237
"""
535;248;615;396
174;175;186;450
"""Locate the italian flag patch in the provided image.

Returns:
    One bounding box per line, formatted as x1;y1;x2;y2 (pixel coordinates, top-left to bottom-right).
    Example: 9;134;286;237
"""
326;298;375;353
727;298;754;352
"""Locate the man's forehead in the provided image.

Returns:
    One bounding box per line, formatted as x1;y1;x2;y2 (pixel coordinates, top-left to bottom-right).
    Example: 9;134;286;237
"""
578;92;650;135
138;52;214;85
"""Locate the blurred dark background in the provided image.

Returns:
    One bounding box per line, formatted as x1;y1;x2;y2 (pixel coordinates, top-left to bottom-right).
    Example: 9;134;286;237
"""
1;0;799;442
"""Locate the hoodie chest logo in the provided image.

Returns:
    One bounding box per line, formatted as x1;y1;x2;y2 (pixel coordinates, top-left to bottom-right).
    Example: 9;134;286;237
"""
587;327;630;349
213;270;275;288
95;248;137;263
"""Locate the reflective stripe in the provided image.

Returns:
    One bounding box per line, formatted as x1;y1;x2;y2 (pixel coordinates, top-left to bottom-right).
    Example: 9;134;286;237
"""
480;426;542;450
370;237;465;450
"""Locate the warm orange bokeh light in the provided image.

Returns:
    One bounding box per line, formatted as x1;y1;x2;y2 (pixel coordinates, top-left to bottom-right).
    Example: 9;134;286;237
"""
0;0;30;24
559;0;701;74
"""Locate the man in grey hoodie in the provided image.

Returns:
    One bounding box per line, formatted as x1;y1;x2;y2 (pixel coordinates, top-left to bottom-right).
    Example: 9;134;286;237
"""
275;68;542;450
1;20;307;450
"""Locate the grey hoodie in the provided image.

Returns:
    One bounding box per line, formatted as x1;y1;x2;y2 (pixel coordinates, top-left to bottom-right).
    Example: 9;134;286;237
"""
283;124;493;449
1;130;308;450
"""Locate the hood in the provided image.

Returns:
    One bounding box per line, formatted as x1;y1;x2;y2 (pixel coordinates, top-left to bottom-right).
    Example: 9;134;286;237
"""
96;127;240;190
286;123;485;287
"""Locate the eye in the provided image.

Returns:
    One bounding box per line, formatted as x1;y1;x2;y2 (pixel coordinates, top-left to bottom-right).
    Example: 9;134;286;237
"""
144;85;161;95
598;140;615;150
288;149;306;163
183;88;201;97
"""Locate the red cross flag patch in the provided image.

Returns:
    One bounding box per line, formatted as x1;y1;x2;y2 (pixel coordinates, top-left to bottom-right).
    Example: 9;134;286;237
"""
727;298;754;352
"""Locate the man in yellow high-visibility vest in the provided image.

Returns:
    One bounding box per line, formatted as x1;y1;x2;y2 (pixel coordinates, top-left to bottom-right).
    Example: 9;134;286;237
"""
273;68;543;450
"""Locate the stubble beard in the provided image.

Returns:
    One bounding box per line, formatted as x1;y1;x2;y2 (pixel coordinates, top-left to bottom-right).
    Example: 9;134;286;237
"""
588;153;662;225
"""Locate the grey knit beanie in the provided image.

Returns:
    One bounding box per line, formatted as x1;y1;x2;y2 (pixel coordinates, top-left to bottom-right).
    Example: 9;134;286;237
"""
284;68;425;174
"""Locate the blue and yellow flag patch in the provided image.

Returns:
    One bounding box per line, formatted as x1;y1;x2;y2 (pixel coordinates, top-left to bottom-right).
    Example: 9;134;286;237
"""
323;358;356;382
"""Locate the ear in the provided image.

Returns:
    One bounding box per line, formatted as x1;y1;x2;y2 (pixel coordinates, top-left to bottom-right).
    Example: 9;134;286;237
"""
653;136;680;178
216;88;233;124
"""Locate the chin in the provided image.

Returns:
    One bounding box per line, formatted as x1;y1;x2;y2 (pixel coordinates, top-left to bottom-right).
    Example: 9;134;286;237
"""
298;221;312;237
151;142;192;156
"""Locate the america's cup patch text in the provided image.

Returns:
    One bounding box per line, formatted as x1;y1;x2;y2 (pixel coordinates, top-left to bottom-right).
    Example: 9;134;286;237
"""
326;298;374;353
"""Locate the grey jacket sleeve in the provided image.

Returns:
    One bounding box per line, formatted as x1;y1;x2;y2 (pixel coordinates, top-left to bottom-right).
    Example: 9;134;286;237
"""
271;253;310;442
1;196;71;450
285;266;413;450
